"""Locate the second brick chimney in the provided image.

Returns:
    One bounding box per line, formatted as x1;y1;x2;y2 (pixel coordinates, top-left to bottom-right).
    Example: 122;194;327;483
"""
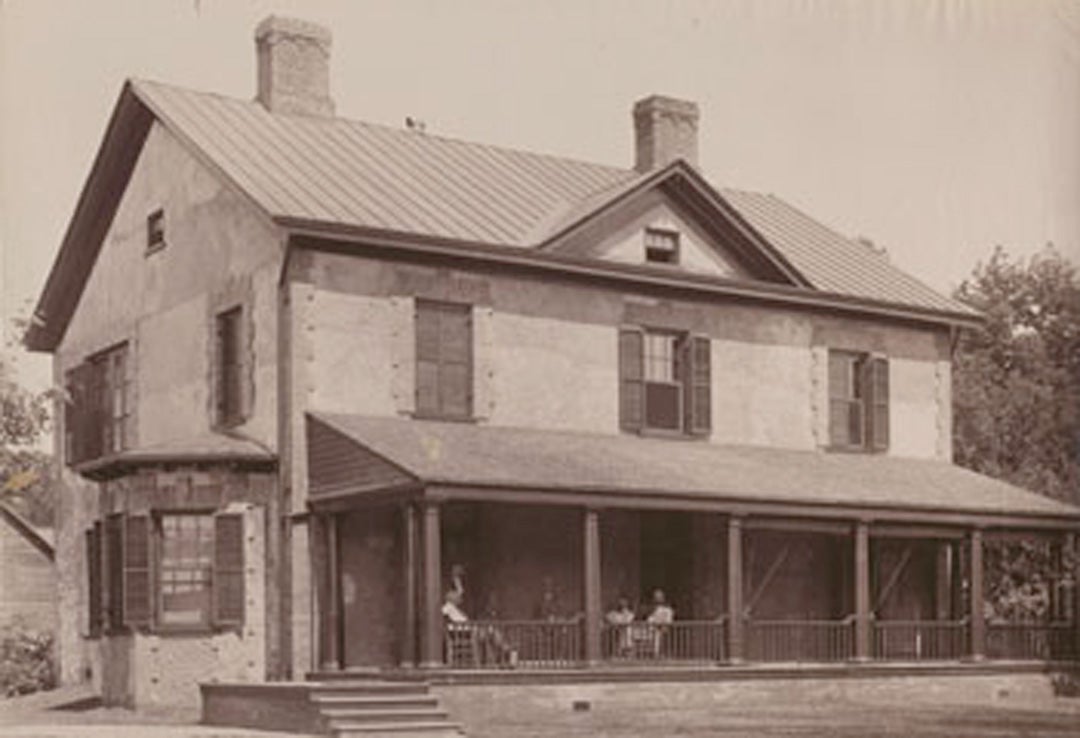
633;95;699;172
255;16;334;117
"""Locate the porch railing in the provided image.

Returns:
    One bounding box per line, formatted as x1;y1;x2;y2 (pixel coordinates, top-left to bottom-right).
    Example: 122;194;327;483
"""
447;619;583;669
744;618;854;662
603;620;727;663
872;620;967;661
986;622;1076;661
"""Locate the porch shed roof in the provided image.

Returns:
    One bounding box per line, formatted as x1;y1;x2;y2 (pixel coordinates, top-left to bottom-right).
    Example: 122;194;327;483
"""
308;413;1080;524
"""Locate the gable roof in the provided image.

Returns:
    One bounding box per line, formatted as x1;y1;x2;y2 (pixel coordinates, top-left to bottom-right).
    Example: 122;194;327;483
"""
309;413;1080;524
26;79;976;351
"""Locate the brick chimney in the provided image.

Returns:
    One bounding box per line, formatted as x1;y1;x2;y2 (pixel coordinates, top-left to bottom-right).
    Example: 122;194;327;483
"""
633;95;699;172
255;16;334;117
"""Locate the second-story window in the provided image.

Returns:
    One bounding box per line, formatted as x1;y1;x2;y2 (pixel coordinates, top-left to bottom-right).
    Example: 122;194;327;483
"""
146;208;165;253
415;300;472;420
65;342;130;465
828;350;889;451
619;327;710;436
214;307;245;427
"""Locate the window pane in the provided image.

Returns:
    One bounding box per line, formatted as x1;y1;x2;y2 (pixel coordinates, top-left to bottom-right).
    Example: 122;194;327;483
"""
159;514;214;626
416;360;439;415
645;382;680;430
644;334;676;382
439;363;470;417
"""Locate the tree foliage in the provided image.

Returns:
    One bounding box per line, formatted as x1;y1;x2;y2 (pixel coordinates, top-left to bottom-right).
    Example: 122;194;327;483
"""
0;320;54;526
953;245;1080;504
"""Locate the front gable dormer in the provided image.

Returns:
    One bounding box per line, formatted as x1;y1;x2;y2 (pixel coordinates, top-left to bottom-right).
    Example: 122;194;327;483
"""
538;161;810;288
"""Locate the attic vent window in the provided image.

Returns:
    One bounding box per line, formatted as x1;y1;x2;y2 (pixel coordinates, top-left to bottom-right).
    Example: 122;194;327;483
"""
146;209;165;253
645;228;679;265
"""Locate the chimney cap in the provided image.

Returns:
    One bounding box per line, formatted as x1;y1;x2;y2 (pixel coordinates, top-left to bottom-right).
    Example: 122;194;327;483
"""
633;95;700;120
255;15;332;46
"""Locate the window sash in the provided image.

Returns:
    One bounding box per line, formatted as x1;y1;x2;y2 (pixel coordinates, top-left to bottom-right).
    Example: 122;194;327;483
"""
158;514;215;628
415;301;473;419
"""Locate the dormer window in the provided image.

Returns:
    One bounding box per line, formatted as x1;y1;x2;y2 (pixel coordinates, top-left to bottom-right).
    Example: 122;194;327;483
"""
147;209;165;253
644;228;679;265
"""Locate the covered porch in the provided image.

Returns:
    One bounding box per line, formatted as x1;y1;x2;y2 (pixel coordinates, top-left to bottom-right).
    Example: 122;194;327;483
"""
304;413;1080;672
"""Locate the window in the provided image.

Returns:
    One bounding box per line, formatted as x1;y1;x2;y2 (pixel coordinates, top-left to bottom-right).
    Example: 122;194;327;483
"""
645;228;679;265
415;301;472;419
146;209;165;252
215;307;245;426
619;327;710;435
828;350;889;451
65;342;130;465
85;509;245;633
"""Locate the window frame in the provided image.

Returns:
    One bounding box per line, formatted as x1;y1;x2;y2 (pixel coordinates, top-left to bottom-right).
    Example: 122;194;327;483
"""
146;208;166;254
214;306;245;428
827;349;889;453
65;342;130;466
644;227;680;265
155;512;216;631
619;325;710;438
414;299;474;421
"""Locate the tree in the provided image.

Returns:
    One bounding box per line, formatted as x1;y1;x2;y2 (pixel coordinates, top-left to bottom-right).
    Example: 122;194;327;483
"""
0;319;54;526
953;245;1080;621
953;245;1080;504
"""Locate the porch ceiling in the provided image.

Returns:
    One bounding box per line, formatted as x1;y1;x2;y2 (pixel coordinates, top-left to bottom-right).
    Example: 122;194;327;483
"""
307;413;1080;523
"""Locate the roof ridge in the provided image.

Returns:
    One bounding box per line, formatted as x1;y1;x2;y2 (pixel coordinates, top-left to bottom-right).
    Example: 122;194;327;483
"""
130;77;635;179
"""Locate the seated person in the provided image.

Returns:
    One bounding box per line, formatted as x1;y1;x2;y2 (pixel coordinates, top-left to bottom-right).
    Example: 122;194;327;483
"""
605;597;635;655
442;590;517;667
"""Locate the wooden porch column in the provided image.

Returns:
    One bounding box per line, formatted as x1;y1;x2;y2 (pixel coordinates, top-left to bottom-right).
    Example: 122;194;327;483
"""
726;515;744;663
420;500;443;668
854;520;871;661
401;503;419;667
321;513;342;671
968;527;986;660
583;507;602;665
934;542;953;620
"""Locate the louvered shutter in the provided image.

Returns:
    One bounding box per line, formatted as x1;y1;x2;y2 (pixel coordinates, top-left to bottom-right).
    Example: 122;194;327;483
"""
104;514;124;631
123;515;153;628
619;328;645;431
66;364;91;465
213;512;245;627
86;525;103;637
685;335;711;435
867;356;890;451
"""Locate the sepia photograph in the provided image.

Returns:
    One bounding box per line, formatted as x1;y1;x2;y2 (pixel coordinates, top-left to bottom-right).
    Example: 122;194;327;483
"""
1;1;1079;736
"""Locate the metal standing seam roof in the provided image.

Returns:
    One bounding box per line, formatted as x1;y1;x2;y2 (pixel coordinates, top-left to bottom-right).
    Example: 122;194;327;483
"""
311;414;1080;521
131;79;973;316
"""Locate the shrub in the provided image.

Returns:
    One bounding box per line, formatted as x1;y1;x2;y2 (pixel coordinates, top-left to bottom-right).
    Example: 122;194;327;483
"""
0;620;56;697
1051;671;1080;698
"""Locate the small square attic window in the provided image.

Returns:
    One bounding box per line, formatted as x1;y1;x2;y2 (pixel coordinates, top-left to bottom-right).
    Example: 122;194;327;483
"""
146;209;165;253
645;228;679;265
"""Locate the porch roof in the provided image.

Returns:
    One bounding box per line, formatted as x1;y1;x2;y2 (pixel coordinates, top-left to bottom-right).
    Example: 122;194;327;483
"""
307;413;1080;523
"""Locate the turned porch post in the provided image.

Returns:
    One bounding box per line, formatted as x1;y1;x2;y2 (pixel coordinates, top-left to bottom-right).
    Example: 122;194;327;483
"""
726;515;744;663
401;502;419;667
420;500;443;668
968;527;986;660
854;519;871;661
583;507;602;665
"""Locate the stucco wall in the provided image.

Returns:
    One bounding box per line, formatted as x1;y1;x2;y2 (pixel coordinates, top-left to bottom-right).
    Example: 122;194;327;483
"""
51;121;281;689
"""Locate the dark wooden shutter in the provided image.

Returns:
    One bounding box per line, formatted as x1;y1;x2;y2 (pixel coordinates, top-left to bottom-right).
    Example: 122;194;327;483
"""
123;515;153;628
86;524;103;637
213;512;245;627
67;363;92;465
104;514;124;631
867;356;890;451
685;335;711;435
619;328;645;431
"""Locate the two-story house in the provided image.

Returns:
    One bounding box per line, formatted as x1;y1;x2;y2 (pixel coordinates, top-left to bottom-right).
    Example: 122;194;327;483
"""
26;15;1079;715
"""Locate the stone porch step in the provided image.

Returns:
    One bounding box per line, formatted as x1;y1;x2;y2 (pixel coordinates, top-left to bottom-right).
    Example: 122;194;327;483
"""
323;707;450;724
312;693;440;710
330;720;465;738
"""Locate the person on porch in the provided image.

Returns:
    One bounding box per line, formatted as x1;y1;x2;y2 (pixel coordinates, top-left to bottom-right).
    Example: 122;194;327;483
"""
442;589;517;667
643;589;675;657
605;596;636;656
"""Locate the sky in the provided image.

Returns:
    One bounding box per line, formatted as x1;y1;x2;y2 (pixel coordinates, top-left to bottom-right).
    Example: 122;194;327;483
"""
2;0;1079;391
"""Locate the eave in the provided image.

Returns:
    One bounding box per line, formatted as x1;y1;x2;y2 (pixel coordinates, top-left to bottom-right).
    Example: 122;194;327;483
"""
282;221;984;330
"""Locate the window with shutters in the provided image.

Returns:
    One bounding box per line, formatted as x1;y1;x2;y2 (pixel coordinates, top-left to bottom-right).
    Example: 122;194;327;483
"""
415;300;472;420
214;307;245;427
619;327;710;436
85;509;246;633
827;350;889;451
65;343;130;465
